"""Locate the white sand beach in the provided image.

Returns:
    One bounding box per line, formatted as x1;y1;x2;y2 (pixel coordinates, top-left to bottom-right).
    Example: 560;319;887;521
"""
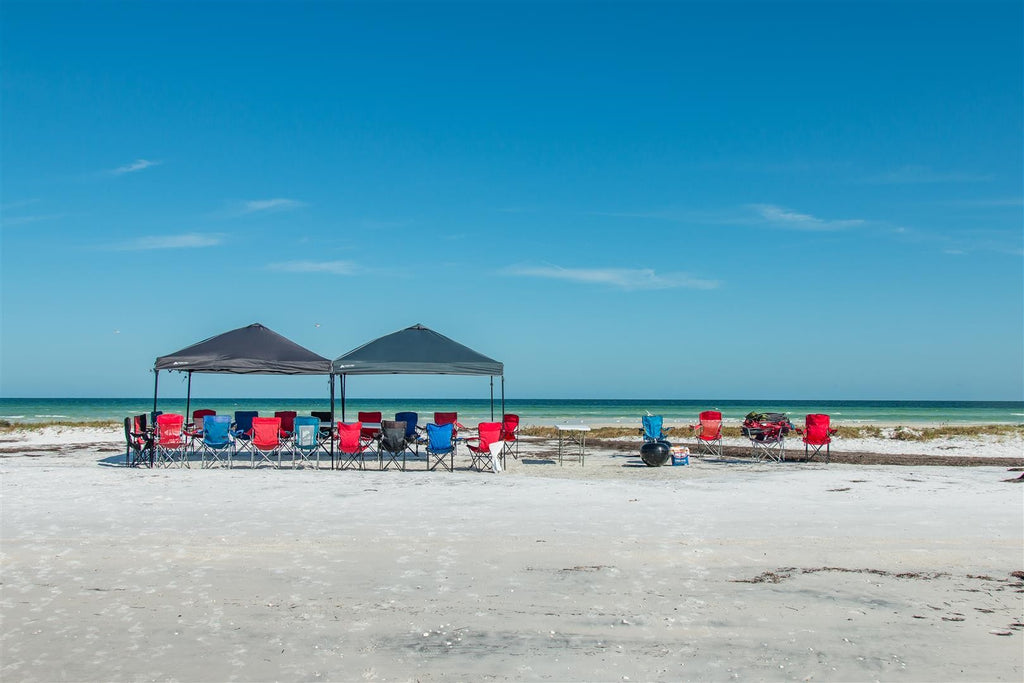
1;428;1022;682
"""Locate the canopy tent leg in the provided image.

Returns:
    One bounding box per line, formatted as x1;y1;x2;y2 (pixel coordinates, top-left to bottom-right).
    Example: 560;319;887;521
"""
152;370;159;419
490;376;494;420
341;374;347;423
501;375;505;418
185;371;192;424
329;374;336;469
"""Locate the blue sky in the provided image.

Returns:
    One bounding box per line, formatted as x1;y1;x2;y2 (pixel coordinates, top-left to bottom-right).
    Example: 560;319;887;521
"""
1;1;1021;401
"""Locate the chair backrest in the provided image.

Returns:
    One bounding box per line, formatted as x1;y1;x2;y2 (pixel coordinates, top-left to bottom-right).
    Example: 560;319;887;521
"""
395;412;418;438
124;417;144;451
641;415;664;441
501;414;520;441
203;415;232;447
251;417;281;449
156;413;184;446
426;422;454;451
274;411;297;433
698;410;723;439
804;413;832;445
293;416;320;450
434;412;458;427
311;410;332;423
358;411;382;424
337;422;363;454
136;413;148;433
476;422;502;450
380;420;407;452
192;409;216;425
234;410;258;433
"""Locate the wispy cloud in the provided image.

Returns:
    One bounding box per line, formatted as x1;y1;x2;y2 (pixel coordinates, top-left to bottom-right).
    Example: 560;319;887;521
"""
2;213;68;226
111;159;161;175
935;197;1023;208
503;264;719;291
750;204;865;231
113;233;224;250
865;165;993;184
242;198;307;213
267;260;360;275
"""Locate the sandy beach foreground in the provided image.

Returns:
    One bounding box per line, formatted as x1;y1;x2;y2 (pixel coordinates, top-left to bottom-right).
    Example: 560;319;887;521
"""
1;431;1022;681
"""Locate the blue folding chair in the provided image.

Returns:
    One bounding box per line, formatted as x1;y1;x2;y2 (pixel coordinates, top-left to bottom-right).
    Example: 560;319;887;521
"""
395;411;419;440
425;422;455;472
231;410;258;465
292;416;323;469
641;415;672;443
199;415;233;468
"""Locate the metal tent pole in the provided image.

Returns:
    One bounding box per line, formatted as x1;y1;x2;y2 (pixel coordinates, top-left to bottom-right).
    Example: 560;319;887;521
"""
185;371;192;423
341;374;347;423
329;374;336;469
501;376;505;418
152;370;159;418
490;376;494;420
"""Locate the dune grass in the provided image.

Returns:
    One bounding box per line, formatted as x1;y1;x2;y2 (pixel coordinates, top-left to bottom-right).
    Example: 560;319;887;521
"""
0;419;120;433
520;424;1024;441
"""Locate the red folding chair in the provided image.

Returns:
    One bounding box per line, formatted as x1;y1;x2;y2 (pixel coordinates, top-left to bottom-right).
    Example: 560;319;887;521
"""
691;410;723;457
358;411;382;441
467;422;503;472
191;409;216;429
154;413;186;467
337;421;375;470
274;410;297;437
250;417;283;468
434;412;465;438
500;413;521;460
798;414;837;463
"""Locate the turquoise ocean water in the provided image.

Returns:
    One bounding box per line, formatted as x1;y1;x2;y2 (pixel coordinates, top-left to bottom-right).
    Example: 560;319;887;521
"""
0;398;1021;426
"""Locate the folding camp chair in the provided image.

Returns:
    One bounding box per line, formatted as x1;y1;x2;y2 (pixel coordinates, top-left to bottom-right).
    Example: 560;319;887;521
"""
123;415;153;467
199;415;233;468
154;413;186;467
500;414;521;460
250;417;283;468
466;422;502;472
291;416;323;469
274;410;297;437
640;415;672;443
311;410;334;457
434;412;466;437
425;422;456;472
231;410;259;465
378;420;413;471
395;412;420;440
358;411;382;441
797;414;837;463
742;412;793;462
691;410;723;457
191;409;216;430
337;421;374;470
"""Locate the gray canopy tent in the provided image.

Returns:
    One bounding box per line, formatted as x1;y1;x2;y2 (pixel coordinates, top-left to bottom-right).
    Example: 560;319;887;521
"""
153;323;333;420
331;323;505;422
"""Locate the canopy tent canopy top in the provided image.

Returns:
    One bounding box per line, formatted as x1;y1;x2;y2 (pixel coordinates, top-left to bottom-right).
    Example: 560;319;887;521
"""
332;323;503;376
152;323;334;421
331;323;504;421
155;323;331;375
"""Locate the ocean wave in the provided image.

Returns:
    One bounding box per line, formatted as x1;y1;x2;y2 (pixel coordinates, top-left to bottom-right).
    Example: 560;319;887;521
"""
0;415;26;419
35;414;70;418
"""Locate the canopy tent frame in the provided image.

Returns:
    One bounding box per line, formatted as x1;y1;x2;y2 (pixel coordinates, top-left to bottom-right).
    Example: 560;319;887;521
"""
152;323;334;436
331;324;505;423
